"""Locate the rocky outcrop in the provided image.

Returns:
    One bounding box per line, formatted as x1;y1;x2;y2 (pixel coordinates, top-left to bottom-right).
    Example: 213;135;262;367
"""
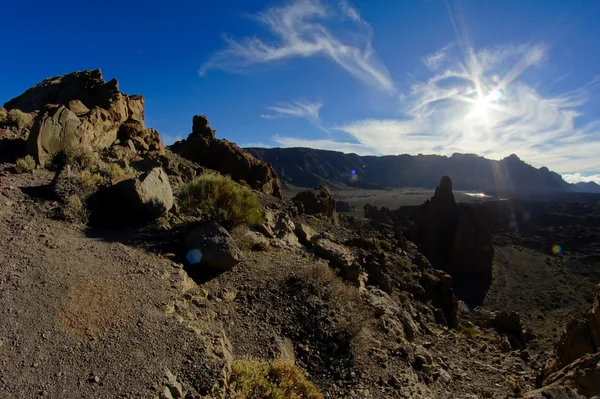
412;176;494;306
292;185;336;219
540;284;600;396
336;201;353;213
3;69;163;164
170;115;282;198
312;237;361;283
88;167;172;226
184;222;242;271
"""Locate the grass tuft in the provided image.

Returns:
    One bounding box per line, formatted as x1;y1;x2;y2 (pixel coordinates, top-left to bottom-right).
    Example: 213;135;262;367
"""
15;155;36;173
460;327;479;337
178;173;263;227
226;359;323;399
379;239;392;251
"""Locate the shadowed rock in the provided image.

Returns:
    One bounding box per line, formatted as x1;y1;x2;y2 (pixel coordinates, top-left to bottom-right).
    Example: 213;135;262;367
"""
184;222;242;271
170;115;282;198
412;176;494;306
292;185;336;219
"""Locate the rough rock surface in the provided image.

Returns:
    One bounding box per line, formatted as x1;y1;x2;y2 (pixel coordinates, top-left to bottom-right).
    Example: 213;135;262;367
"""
184;222;242;271
3;69;163;163
292;185;336;219
412;176;494;305
89;167;172;226
170;115;282;198
589;283;600;349
543;352;600;397
312;237;361;283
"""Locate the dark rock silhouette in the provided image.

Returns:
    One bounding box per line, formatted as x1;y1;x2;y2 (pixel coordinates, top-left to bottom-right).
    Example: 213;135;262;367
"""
170;115;282;198
412;176;494;306
292;185;336;219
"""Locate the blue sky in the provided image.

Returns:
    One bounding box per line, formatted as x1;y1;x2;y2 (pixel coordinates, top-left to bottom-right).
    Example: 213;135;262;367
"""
2;0;600;183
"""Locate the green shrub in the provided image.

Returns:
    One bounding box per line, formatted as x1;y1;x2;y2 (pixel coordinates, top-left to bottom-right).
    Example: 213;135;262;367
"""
226;359;323;399
57;195;89;224
460;327;479;337
50;147;97;170
379;239;392;251
178;173;263;227
15;155;36;173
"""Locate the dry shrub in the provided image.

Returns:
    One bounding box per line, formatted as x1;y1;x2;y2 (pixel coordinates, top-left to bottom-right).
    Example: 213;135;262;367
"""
15;155;36;173
379;239;392;251
225;359;323;399
300;262;369;339
51;147;128;190
57;195;89;224
178;173;263;228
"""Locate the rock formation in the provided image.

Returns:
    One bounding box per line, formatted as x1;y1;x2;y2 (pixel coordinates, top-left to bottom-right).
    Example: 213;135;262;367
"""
2;69;163;163
170;115;282;198
292;185;336;219
540;284;600;397
184;222;242;271
412;176;494;305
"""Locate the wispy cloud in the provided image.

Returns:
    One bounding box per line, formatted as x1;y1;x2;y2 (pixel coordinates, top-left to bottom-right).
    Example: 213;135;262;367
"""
261;100;326;131
199;0;395;92
562;173;600;185
272;42;600;174
160;133;184;146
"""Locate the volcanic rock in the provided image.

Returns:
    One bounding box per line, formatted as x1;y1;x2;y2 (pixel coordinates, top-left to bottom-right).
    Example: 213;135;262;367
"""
184;222;242;271
2;69;163;164
292;185;336;219
170;115;282;198
88;167;172;226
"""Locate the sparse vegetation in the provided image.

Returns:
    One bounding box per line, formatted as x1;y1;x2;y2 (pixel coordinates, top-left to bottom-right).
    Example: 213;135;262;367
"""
15;155;36;173
178;173;263;227
225;359;323;399
57;195;89;224
379;239;392;251
51;147;128;189
460;327;479;337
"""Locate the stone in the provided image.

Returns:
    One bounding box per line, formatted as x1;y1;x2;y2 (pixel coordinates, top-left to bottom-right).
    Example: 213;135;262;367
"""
552;319;595;371
500;336;512;353
522;386;585;399
159;386;174;399
294;223;316;245
245;230;270;251
312;238;361;283
292;185;336;219
88;167;173;226
336;200;353;213
257;210;277;238
170;115;282;198
589;283;600;349
483;310;525;349
344;237;381;251
4;69;164;164
543;352;600;397
184;222;242;271
412;176;494;306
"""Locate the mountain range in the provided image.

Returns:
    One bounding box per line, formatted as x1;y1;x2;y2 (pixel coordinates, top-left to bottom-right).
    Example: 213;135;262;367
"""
246;147;600;195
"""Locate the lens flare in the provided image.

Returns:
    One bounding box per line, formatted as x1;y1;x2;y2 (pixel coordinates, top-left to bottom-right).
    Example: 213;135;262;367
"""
351;169;356;175
186;249;203;264
551;245;562;255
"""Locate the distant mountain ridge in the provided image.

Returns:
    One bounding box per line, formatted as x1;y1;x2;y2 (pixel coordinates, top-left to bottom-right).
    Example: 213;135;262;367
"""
246;147;597;195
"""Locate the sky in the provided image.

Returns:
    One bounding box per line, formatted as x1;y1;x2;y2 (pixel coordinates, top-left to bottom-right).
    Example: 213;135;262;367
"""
1;0;600;183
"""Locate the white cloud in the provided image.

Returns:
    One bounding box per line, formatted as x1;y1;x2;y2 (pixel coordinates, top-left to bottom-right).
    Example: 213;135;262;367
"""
199;0;394;92
261;100;326;131
562;173;600;184
160;133;185;146
273;134;372;154
273;42;600;175
423;43;454;70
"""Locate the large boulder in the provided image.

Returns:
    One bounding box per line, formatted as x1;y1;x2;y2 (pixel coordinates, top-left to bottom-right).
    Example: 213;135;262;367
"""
3;69;163;164
184;222;242;271
551;319;596;372
88;167;172;226
312;237;361;283
170;115;282;198
292;185;336;219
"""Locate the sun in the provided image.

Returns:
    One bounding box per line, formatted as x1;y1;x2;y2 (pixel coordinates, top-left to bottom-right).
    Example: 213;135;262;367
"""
468;89;503;120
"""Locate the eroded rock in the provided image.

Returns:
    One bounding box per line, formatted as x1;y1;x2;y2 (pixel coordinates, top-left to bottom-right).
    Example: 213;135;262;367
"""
292;185;336;219
184;222;242;271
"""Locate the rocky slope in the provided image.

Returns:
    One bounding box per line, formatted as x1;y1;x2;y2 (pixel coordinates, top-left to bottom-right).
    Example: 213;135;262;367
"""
246;147;591;195
1;70;599;399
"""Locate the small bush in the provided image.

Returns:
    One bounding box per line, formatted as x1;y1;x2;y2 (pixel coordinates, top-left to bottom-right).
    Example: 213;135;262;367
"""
460;327;479;337
178;173;263;227
379;239;392;251
50;147;97;170
226;359;323;399
58;195;89;223
15;155;36;173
